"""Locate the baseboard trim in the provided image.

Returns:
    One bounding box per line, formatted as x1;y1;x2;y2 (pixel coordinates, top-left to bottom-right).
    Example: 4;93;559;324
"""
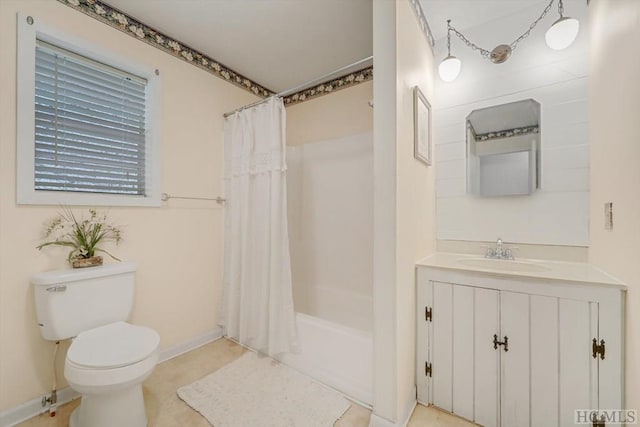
159;326;223;362
0;386;80;427
368;386;417;427
369;413;396;427
0;327;223;427
399;388;417;427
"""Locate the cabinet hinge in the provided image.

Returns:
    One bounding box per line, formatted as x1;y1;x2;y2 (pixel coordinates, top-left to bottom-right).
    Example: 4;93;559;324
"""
425;362;432;377
592;414;606;427
592;338;606;360
425;306;432;322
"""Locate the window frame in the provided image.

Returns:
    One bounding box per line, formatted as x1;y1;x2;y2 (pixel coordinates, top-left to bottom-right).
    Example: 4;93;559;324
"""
17;13;162;207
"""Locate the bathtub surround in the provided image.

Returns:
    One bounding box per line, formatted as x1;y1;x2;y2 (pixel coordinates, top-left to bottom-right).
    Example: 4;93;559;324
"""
287;132;373;331
284;132;374;405
285;82;374;405
221;97;299;356
56;0;373;107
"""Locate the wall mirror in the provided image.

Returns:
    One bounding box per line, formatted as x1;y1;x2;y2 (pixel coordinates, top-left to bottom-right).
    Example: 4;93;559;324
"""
466;99;540;197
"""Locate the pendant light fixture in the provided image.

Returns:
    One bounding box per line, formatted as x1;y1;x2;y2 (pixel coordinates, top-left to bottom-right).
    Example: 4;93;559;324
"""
438;19;461;82
438;0;580;83
545;0;580;50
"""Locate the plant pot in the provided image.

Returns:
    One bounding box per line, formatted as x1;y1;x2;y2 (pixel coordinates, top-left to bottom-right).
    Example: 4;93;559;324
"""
72;256;103;268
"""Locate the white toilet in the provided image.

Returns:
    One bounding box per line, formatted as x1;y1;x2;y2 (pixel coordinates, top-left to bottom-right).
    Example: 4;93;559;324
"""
32;262;159;427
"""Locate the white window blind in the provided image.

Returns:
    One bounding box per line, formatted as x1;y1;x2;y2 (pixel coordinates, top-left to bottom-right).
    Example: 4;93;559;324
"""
34;40;148;195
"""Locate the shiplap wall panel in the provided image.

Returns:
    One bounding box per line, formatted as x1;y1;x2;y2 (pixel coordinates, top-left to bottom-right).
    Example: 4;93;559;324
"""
436;141;465;162
434;1;589;246
543;168;590;192
544;121;588;149
543;145;589;171
436;177;466;199
437;192;589;245
436;159;466;181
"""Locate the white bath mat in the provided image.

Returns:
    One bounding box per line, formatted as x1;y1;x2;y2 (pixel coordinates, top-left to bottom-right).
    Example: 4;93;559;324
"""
177;351;351;427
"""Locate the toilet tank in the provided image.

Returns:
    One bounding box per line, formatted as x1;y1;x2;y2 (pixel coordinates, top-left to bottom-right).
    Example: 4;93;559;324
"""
32;262;137;341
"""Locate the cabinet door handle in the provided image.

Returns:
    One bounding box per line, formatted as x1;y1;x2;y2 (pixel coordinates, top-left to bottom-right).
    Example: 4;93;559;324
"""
493;334;509;352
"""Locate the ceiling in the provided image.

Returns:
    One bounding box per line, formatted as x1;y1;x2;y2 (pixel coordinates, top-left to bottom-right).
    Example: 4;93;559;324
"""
104;0;372;93
102;1;563;93
419;0;553;41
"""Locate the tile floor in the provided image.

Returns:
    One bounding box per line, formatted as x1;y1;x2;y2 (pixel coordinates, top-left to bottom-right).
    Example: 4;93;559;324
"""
18;338;475;426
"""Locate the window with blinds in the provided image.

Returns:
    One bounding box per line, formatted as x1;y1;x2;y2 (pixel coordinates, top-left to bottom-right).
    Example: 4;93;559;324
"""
34;40;148;195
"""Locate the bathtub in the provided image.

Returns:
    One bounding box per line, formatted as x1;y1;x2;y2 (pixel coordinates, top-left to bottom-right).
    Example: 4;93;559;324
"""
276;312;373;406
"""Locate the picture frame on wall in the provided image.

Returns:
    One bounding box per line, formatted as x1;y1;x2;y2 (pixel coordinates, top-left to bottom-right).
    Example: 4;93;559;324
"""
413;86;432;166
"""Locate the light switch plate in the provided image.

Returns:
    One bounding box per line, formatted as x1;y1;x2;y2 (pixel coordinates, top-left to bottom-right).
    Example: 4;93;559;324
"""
604;202;613;230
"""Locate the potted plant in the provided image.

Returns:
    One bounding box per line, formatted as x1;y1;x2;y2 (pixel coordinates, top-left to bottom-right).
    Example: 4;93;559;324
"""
37;208;122;268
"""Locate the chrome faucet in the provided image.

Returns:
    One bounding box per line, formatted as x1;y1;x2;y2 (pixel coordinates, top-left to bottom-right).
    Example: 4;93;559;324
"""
485;238;515;260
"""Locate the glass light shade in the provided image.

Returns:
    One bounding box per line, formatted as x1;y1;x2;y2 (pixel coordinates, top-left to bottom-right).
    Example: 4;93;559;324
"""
545;17;580;50
438;55;461;82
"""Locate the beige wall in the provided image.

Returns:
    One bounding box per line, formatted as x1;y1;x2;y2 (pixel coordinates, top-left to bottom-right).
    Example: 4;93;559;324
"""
0;0;258;412
588;0;640;411
394;0;436;420
286;81;373;146
372;0;436;423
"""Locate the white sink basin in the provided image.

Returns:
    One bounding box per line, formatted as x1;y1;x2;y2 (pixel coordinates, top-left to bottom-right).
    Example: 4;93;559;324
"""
457;258;552;273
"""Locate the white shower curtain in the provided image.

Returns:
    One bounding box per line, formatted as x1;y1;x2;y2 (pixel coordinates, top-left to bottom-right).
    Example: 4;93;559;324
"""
220;97;299;356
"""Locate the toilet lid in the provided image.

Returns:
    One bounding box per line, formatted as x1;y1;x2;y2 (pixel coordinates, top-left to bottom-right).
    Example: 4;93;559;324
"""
67;321;160;369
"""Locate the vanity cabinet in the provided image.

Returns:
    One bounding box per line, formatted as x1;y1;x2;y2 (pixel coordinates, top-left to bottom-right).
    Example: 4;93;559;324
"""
416;261;625;427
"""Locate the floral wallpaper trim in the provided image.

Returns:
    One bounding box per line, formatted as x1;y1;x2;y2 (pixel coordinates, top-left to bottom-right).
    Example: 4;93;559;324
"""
408;0;435;49
282;66;373;107
474;125;540;142
57;0;275;98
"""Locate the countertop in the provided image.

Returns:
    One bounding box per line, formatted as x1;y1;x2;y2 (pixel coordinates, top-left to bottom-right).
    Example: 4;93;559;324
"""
417;252;625;288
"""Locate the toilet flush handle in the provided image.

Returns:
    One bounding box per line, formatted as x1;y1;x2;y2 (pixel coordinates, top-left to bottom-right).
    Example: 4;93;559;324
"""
46;285;67;292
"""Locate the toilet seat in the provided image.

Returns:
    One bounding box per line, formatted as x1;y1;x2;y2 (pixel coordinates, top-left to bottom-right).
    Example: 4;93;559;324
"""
65;321;160;394
68;321;160;369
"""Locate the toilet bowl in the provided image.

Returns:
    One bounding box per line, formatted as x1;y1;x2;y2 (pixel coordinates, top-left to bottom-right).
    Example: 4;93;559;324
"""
31;262;159;427
65;321;160;427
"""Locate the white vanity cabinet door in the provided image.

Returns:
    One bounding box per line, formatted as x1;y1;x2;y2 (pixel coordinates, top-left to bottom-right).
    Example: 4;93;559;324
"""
431;281;453;411
474;288;500;427
416;269;618;427
429;283;500;426
500;294;598;427
452;285;475;420
429;282;482;418
500;291;530;427
530;295;559;427
558;299;599;427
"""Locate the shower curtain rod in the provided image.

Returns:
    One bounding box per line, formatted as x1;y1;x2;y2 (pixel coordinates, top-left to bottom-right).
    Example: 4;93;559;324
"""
223;55;373;118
